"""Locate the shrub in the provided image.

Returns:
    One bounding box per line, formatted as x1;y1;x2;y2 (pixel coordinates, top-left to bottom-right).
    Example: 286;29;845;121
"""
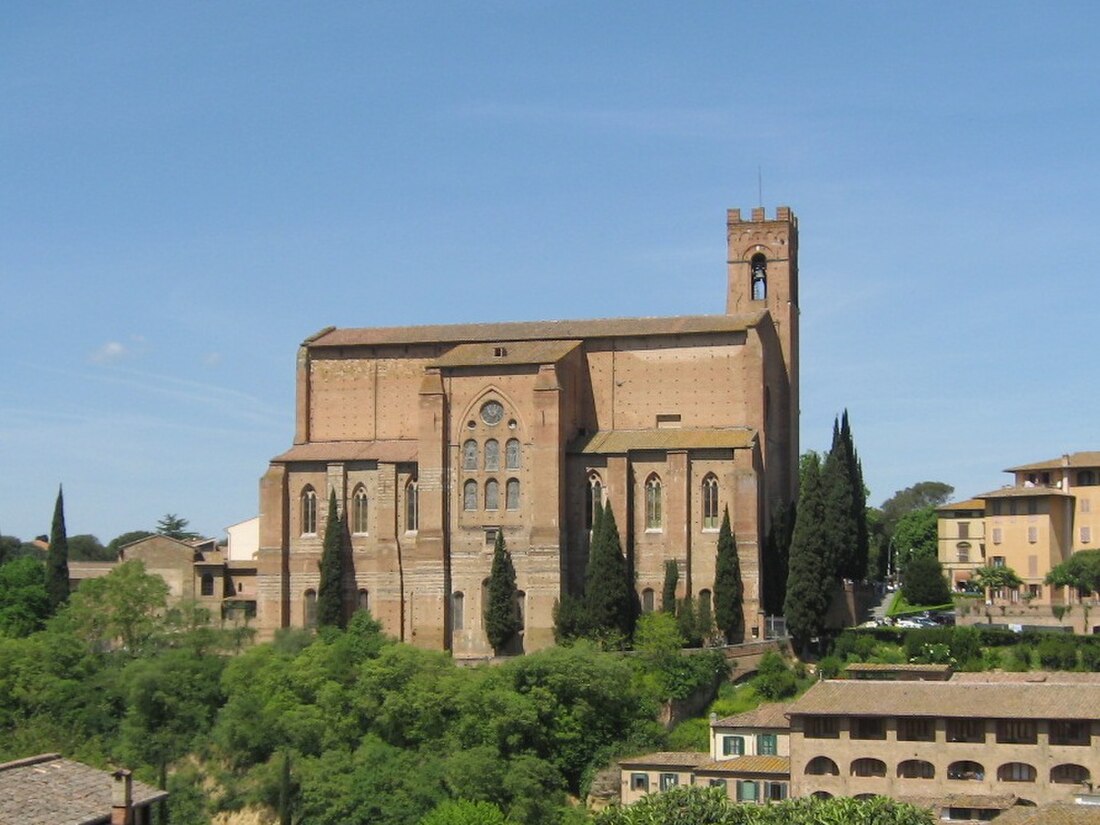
1081;643;1100;672
1037;636;1078;670
817;655;843;680
754;652;798;700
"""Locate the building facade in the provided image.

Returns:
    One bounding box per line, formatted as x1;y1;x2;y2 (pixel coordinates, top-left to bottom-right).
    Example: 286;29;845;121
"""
939;452;1100;606
255;206;801;653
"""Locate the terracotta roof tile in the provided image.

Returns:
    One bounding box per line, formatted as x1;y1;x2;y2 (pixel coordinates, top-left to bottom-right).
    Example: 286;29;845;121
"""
937;498;986;511
271;440;418;464
571;428;755;454
617;751;709;769
694;755;790;776
0;754;166;825
713;701;792;730
1006;452;1100;472
431;340;582;368
976;485;1072;499
949;671;1100;684
307;313;766;348
844;662;952;674
989;803;1100;825
896;792;1017;810
789;679;1100;720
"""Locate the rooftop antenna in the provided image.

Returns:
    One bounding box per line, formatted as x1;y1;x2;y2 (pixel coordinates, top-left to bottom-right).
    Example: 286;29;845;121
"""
757;166;763;208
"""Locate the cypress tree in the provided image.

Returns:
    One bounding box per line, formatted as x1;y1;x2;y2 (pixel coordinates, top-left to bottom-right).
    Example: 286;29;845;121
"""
317;489;345;628
762;502;793;615
822;417;857;582
677;596;700;647
46;484;70;612
584;501;634;639
784;453;831;654
485;531;519;654
713;507;744;644
842;410;869;581
661;559;679;614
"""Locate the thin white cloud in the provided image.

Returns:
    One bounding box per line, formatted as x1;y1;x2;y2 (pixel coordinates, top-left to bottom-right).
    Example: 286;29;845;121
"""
203;352;222;367
89;341;127;363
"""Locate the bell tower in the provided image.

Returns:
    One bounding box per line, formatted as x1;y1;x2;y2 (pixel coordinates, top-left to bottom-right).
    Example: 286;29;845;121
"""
726;205;799;502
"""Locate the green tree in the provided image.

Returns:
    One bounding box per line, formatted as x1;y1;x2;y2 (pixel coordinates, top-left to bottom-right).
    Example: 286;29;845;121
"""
155;514;199;541
0;557;50;637
713;507;743;644
676;596;700;648
419;799;509;825
761;502;793;615
105;530;155;558
68;534;114;562
317;490;346;629
880;481;954;537
46;485;70;612
975;564;1024;598
485;532;520;655
1046;550;1100;595
584;502;634;640
278;750;296;825
784;453;830;653
55;559;169;653
754;651;798;699
893;505;939;573
901;554;951;607
821;416;858;581
661;559;678;614
840;411;869;580
0;535;21;564
552;594;588;643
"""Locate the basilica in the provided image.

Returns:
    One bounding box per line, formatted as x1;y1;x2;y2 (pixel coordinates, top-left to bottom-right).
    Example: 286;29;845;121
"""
255;206;800;654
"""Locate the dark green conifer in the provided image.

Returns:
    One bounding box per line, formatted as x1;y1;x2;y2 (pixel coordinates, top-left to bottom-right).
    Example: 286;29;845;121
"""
46;485;70;612
713;507;744;644
762;502;793;615
584;501;634;639
676;596;700;647
661;559;679;614
784;453;831;654
842;410;869;581
317;489;345;628
485;531;520;654
822;417;857;581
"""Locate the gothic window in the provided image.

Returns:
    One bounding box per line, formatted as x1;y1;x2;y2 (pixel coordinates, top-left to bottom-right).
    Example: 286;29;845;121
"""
484;439;500;471
352;485;369;534
515;590;526;630
300;486;317;535
452;592;464;631
304;589;317;628
357;589;369;612
642;588;655;612
506;478;520;510
463;480;478;511
485;479;499;510
751;253;767;301
463;439;478;471
405;480;418;532
506;438;521;469
586;473;603;530
645;475;663;530
702;474;719;529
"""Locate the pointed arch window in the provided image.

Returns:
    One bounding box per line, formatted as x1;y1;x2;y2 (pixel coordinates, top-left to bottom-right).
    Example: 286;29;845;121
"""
484;439;500;471
357;589;369;612
506;478;520;511
702;474;719;529
586;473;603;530
515;590;526;630
485;479;499;511
304;589;317;628
645;475;663;530
405;480;418;532
352;485;369;534
452;591;465;631
462;439;478;471
751;253;767;301
300;486;318;535
506;438;521;469
463;479;478;511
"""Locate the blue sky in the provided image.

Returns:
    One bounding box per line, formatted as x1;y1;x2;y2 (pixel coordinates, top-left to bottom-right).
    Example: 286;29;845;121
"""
3;3;1099;543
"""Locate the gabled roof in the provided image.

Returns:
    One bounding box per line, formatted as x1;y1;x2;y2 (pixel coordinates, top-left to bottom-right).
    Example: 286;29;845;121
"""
571;428;755;455
976;485;1071;499
788;679;1100;720
271;439;418;464
430;340;581;368
937;498;985;512
694;755;790;776
0;754;166;825
305;312;767;348
1005;451;1100;472
617;751;709;769
713;701;791;730
989;802;1100;825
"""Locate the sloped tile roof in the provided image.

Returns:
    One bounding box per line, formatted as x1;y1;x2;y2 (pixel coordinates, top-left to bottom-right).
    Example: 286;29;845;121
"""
571;428;755;454
789;679;1100;720
306;313;767;348
937;498;986;512
617;751;709;769
976;485;1072;499
713;701;792;730
0;754;166;825
271;439;418;464
896;792;1017;811
430;340;581;368
989;802;1100;825
695;755;790;776
1006;452;1100;472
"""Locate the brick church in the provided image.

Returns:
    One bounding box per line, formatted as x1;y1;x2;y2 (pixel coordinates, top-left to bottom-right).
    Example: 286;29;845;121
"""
255;206;800;654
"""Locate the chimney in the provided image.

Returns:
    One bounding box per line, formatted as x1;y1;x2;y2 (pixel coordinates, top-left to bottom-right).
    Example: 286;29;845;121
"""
111;769;132;825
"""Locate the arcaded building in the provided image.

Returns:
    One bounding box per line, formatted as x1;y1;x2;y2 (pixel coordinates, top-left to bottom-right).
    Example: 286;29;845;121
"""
255;206;800;654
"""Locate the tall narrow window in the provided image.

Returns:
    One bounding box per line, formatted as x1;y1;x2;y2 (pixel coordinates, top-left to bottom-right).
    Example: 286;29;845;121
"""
515;590;526;630
352;485;369;534
405;481;418;532
304;589;317;628
300;486;317;535
452;592;465;631
463;439;478;471
463;479;478;511
506;438;521;469
702;474;719;529
645;475;663;530
699;589;712;615
642;588;655;612
200;573;214;596
750;253;767;301
357;589;369;612
506;478;520;510
485;479;499;510
484;439;500;471
586;473;603;530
